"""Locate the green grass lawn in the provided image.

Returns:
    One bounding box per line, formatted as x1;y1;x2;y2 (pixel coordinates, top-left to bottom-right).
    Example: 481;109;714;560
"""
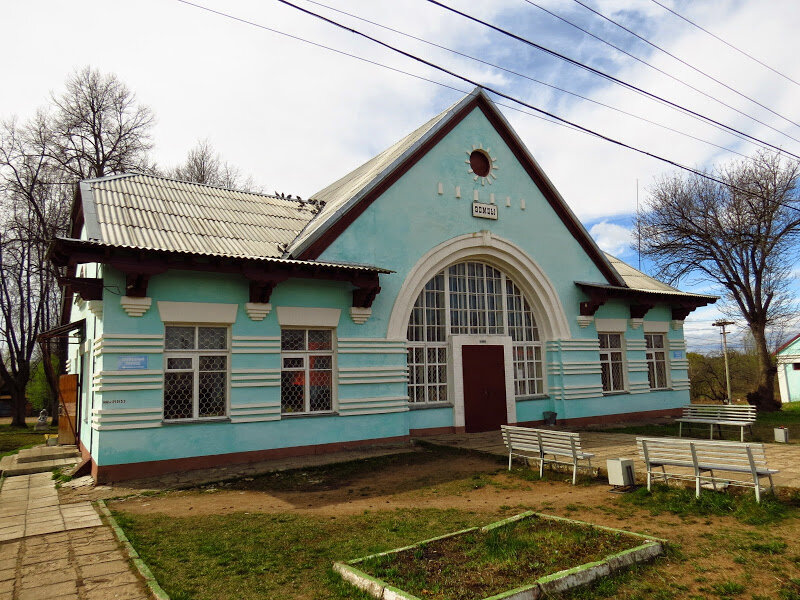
593;402;800;443
113;508;505;600
0;419;56;458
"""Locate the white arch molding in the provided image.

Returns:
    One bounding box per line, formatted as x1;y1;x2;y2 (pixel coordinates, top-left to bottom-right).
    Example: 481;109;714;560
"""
387;231;571;342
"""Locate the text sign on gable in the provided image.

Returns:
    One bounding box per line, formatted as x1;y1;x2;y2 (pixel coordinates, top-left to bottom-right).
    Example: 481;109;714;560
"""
118;355;148;370
472;202;498;220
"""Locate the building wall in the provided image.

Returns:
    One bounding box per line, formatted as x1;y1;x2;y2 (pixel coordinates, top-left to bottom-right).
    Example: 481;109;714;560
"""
69;104;691;476
778;338;800;403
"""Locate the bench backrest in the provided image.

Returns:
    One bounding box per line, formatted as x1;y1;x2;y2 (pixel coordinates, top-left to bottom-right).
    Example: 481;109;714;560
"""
682;404;757;423
637;437;769;470
501;425;584;458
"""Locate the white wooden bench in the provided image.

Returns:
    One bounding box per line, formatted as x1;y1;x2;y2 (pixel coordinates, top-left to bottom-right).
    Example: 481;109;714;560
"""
501;425;595;485
637;437;778;502
676;404;757;441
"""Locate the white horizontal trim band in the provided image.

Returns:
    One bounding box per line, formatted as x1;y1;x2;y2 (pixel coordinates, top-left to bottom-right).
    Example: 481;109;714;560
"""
93;384;163;391
93;377;163;385
231;368;281;374
338;338;407;343
91;423;162;431
338;349;407;354
231;382;280;388
230;416;281;423
228;409;281;416
338;396;409;404
99;334;165;339
338;366;409;372
230;402;280;409
338;378;407;385
94;370;163;376
92;415;162;423
231;349;280;354
338;407;409;416
92;407;163;415
231;375;280;381
232;336;280;341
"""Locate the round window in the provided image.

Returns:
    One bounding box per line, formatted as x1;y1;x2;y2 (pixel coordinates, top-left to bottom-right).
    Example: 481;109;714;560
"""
469;150;491;177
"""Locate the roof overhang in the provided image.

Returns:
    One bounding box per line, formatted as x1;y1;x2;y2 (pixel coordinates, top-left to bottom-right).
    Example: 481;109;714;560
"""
49;237;392;307
575;281;717;321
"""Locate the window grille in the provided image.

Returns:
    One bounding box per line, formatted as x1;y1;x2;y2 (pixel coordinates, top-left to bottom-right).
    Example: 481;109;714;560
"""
280;329;333;414
598;333;625;392
164;326;228;421
407;261;544;403
645;333;669;389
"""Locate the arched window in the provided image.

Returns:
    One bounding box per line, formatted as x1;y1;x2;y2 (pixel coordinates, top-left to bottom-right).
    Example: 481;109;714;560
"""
407;261;544;403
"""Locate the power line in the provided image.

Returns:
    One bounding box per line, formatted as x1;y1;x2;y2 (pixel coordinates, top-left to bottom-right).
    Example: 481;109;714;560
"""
303;0;751;161
650;0;800;89
424;0;800;161
272;0;791;188
174;0;800;213
520;0;800;149
571;0;800;130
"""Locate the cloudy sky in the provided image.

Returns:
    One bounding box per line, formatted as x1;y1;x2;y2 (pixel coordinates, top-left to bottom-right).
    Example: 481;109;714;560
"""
2;0;799;351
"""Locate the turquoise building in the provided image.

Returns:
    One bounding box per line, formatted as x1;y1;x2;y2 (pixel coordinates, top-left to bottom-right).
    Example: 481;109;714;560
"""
51;89;715;482
777;334;800;403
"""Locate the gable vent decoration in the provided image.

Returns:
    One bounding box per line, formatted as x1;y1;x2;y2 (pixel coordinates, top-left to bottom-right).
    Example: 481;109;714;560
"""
466;144;498;186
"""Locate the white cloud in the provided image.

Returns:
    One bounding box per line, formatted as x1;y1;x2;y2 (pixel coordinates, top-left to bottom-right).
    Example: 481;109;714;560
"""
588;221;634;256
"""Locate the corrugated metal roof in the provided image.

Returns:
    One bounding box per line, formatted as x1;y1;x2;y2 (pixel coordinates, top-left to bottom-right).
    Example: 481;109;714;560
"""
603;253;716;298
54;237;393;273
81;174;319;259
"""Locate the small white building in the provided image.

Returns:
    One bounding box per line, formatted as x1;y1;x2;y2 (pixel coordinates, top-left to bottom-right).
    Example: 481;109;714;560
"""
777;333;800;403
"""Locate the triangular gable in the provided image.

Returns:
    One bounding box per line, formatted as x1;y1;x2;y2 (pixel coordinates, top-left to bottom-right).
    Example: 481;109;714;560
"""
776;333;800;356
288;88;624;287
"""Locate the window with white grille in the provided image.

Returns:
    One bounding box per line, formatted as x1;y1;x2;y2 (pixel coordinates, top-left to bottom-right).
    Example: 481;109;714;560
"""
598;333;625;392
645;333;669;390
281;329;334;414
407;261;544;403
164;326;228;421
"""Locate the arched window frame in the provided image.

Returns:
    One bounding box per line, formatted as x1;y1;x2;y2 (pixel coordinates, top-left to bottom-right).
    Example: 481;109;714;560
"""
407;260;545;404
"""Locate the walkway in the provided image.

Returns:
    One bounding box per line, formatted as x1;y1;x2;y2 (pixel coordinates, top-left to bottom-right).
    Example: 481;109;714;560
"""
421;430;800;488
0;473;150;600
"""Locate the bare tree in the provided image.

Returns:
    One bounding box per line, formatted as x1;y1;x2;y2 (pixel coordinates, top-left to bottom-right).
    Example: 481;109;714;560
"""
638;151;800;411
0;118;68;426
168;139;258;191
0;66;156;426
49;66;155;179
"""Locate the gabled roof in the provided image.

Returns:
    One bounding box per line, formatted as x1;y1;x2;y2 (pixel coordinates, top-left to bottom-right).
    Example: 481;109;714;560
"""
776;332;800;356
286;88;625;287
603;254;714;298
78;173;320;260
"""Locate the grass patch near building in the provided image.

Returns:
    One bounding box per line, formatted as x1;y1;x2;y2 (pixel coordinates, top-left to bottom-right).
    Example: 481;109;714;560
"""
0;420;56;458
352;514;649;600
112;507;504;600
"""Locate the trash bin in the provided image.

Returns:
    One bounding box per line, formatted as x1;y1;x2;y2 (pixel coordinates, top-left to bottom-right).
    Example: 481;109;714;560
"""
775;427;789;443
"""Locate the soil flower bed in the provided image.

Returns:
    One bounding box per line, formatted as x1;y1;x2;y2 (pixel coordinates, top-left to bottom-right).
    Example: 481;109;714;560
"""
336;512;663;600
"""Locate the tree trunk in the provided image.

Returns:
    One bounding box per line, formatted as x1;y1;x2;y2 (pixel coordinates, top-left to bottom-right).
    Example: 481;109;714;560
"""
747;323;781;412
9;381;28;428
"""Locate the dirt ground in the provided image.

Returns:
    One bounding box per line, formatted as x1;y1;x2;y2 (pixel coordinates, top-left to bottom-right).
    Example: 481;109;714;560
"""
107;449;800;598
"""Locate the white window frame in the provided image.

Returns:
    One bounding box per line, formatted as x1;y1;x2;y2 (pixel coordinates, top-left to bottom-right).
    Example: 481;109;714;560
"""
280;328;336;415
598;332;627;393
163;324;230;422
645;333;670;390
406;260;545;404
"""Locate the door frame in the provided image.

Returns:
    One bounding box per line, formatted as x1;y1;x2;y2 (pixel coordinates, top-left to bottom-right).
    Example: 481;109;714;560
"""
449;335;516;430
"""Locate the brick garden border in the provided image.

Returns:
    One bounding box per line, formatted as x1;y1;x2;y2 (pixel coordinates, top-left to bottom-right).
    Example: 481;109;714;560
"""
333;511;665;600
95;499;170;600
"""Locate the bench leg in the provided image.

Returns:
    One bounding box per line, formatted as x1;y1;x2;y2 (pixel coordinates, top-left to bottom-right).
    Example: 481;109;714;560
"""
710;424;714;440
572;459;578;486
508;452;512;471
769;474;775;494
709;470;717;491
661;465;668;483
679;422;682;438
647;469;652;491
696;475;701;499
754;478;761;503
539;455;544;479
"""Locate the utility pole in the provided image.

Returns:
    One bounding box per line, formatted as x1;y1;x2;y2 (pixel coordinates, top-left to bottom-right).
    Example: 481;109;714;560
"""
713;319;735;404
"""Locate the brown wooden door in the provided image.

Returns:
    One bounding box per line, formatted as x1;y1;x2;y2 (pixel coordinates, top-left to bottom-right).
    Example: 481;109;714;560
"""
462;345;507;433
58;374;78;445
